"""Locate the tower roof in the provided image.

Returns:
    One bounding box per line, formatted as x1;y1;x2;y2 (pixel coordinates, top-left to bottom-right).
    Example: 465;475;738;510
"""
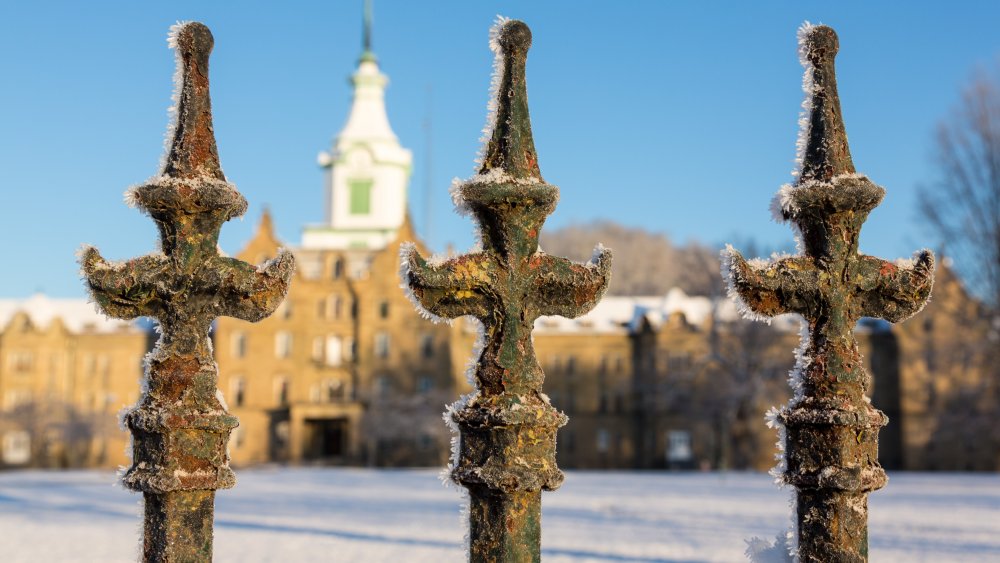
337;1;397;144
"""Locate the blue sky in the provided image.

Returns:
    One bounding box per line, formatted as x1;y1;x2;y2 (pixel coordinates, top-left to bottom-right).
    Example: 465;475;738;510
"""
1;1;998;297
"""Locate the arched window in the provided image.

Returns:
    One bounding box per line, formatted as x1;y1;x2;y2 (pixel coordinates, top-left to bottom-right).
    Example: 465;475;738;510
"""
275;331;293;359
420;333;434;358
332;295;343;319
231;377;246;408
231;332;247;358
325;335;343;367
375;332;390;359
274;376;289;406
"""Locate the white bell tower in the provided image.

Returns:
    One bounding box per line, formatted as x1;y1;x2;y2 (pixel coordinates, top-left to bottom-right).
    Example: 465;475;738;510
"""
304;0;412;250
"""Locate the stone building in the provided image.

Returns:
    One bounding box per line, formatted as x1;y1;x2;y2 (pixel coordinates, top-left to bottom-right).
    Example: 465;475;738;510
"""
0;295;147;468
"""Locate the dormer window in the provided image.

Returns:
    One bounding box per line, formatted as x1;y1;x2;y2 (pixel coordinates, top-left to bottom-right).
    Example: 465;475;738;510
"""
349;178;373;215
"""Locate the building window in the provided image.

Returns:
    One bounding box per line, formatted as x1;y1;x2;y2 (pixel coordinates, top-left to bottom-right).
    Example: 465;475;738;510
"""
9;351;34;373
232;426;245;450
344;338;355;362
667;430;693;463
2;431;31;465
375;332;390;359
325;335;343;367
231;332;247;359
317;298;327;319
326;379;344;402
376;375;391;399
420;334;434;358
418;434;433;450
97;355;110;377
378;300;390;319
3;389;32;410
332;258;344;279
417;375;433;393
312;337;324;361
597;373;609;414
274;377;289;406
231;377;246;408
275;331;293;359
350;299;358;319
348;178;373;215
278;299;293;320
565;356;576;375
596;428;610;453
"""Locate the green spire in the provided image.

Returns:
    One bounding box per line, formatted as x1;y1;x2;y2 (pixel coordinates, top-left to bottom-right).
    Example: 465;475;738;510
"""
360;0;376;63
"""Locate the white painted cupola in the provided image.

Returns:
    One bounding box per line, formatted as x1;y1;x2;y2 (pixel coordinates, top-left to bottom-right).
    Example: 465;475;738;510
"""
304;0;412;250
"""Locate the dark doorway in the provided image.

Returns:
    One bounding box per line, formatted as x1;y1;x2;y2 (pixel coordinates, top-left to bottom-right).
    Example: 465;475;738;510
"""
304;418;347;460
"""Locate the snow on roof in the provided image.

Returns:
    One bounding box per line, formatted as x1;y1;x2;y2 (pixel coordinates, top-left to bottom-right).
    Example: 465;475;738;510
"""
0;294;141;334
532;288;803;335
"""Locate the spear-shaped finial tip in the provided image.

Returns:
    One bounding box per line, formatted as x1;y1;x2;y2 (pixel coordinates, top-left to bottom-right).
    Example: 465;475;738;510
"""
163;21;225;181
170;21;214;58
801;24;838;65
497;19;532;53
479;18;541;180
797;23;855;184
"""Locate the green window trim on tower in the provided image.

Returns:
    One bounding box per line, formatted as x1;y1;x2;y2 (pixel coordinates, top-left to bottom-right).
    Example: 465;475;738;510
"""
348;178;373;215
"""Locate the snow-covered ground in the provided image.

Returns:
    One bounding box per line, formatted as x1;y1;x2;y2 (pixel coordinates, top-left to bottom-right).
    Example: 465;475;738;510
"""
1;468;997;562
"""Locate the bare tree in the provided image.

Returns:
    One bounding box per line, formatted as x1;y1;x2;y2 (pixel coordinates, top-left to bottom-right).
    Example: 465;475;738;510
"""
542;221;722;296
919;63;1000;309
918;64;1000;469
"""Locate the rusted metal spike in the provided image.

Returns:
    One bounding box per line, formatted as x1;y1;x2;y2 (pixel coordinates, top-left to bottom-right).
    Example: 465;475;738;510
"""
799;25;856;184
479;20;541;180
402;18;611;562
80;21;293;562
164;22;225;181
723;24;933;563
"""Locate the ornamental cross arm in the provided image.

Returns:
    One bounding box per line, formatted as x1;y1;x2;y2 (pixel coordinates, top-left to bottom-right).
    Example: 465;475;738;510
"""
402;248;494;320
79;250;170;320
723;247;819;318
530;251;611;318
853;252;935;322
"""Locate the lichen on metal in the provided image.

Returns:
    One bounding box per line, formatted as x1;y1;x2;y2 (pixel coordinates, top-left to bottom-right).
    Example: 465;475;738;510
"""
79;22;293;562
722;25;934;563
401;19;611;562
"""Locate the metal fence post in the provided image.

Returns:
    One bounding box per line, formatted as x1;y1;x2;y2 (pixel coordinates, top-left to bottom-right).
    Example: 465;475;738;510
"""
401;19;611;562
723;25;934;562
80;22;293;562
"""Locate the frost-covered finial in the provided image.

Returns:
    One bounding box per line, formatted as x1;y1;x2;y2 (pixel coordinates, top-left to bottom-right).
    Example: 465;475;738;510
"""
479;19;541;180
163;21;225;181
80;22;293;561
724;23;934;563
402;17;611;561
797;24;855;184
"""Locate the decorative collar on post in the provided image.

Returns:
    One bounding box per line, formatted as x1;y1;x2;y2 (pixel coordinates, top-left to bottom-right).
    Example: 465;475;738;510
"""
79;22;294;562
723;24;933;562
401;18;611;562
